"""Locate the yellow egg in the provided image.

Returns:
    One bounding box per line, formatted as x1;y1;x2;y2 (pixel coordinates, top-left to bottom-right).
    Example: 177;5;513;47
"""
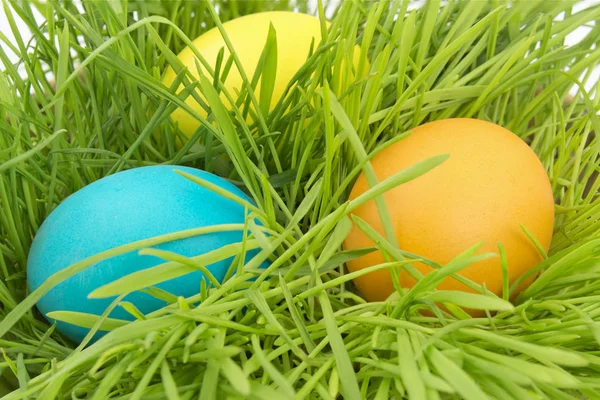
163;11;361;137
343;118;555;303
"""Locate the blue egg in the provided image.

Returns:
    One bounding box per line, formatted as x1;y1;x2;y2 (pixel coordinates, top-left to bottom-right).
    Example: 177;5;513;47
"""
27;166;263;343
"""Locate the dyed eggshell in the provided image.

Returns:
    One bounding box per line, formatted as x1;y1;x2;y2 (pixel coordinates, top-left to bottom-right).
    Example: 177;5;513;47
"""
344;118;555;303
27;166;262;343
162;11;362;136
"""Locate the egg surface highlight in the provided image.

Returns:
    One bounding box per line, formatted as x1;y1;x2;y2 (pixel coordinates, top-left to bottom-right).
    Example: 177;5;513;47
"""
162;11;360;137
344;118;555;303
27;166;262;343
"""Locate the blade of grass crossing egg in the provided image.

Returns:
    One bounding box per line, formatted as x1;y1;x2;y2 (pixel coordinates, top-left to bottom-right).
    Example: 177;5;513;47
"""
238;33;270;121
351;214;420;281
283;247;377;276
323;86;398;247
204;51;227;172
46;310;128;331
89;240;259;299
248;219;273;255
140;286;179;305
119;302;146;320
520;224;549;259
300;261;417;300
332;133;403;204
205;2;270;135
258;23;277;120
423;291;514;311
346;153;450;213
231;208;252;279
174;170;264;219
510;244;572;297
497;243;510;301
0;225;246;336
196;74;261;197
146;24;212;115
139;248;223;288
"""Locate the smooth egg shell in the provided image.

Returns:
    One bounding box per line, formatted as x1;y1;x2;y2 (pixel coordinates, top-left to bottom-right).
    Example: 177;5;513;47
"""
344;118;555;303
27;166;263;343
162;11;361;137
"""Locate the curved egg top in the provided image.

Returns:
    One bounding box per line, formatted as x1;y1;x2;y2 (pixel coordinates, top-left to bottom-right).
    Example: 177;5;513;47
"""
27;166;262;343
162;11;361;136
343;118;555;304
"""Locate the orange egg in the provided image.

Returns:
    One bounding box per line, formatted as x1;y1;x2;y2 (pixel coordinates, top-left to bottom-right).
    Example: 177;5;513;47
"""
343;118;555;302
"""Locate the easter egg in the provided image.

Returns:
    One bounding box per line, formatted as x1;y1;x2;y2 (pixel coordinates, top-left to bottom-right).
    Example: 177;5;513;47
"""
27;166;263;343
162;11;362;137
344;118;555;303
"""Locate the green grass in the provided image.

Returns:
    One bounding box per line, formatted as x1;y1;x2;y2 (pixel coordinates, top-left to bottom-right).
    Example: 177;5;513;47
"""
1;0;600;398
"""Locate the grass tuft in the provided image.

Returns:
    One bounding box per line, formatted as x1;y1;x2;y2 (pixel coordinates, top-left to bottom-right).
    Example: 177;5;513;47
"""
1;0;600;398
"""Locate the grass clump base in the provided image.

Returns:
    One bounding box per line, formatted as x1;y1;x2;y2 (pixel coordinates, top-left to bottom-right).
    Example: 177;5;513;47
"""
1;0;600;399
